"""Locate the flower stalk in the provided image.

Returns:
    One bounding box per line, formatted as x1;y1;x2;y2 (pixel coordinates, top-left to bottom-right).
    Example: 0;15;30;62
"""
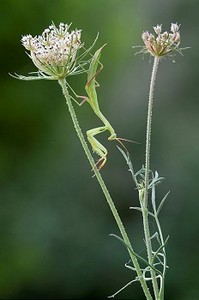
137;23;182;299
142;56;160;300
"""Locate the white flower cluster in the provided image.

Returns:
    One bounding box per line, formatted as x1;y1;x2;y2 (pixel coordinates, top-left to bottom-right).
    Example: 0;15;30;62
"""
21;23;83;78
142;23;180;57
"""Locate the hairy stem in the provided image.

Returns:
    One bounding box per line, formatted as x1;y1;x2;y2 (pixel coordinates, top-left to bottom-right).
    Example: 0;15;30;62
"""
58;78;153;300
143;56;160;300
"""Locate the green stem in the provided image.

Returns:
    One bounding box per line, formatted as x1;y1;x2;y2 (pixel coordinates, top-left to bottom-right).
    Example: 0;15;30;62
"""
155;212;167;300
58;78;153;300
143;56;160;300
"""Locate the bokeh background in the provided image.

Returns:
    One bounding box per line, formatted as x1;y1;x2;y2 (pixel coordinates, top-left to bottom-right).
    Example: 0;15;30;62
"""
0;0;198;299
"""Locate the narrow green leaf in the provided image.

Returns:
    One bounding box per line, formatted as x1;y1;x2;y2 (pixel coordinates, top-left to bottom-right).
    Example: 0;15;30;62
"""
157;191;170;215
152;236;169;264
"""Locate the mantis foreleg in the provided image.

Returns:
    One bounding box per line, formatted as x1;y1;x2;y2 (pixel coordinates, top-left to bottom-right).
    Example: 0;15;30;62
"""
66;81;88;106
86;126;108;170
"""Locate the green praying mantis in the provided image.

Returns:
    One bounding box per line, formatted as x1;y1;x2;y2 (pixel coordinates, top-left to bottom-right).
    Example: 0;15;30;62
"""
84;45;118;170
69;45;133;170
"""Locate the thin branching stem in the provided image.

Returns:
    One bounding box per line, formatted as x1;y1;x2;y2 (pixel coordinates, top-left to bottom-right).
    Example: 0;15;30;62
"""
58;78;153;300
154;214;167;300
143;56;160;300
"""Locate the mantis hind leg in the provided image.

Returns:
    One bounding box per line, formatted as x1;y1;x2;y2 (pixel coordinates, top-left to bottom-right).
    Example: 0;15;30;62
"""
87;126;108;170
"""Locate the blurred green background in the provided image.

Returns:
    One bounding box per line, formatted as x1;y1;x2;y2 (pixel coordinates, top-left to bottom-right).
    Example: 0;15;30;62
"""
0;0;198;299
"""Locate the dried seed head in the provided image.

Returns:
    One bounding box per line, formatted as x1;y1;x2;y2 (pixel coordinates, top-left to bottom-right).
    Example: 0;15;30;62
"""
141;23;181;57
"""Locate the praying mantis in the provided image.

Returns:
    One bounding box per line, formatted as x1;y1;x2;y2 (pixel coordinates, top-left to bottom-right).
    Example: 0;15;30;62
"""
69;45;131;170
84;45;118;170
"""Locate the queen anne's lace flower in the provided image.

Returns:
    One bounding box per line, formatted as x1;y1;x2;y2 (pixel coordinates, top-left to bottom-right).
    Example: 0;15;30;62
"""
142;23;181;57
21;23;83;79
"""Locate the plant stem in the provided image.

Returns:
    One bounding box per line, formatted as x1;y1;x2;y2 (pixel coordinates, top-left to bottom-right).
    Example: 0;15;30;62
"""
155;215;166;300
143;56;160;300
58;78;153;300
